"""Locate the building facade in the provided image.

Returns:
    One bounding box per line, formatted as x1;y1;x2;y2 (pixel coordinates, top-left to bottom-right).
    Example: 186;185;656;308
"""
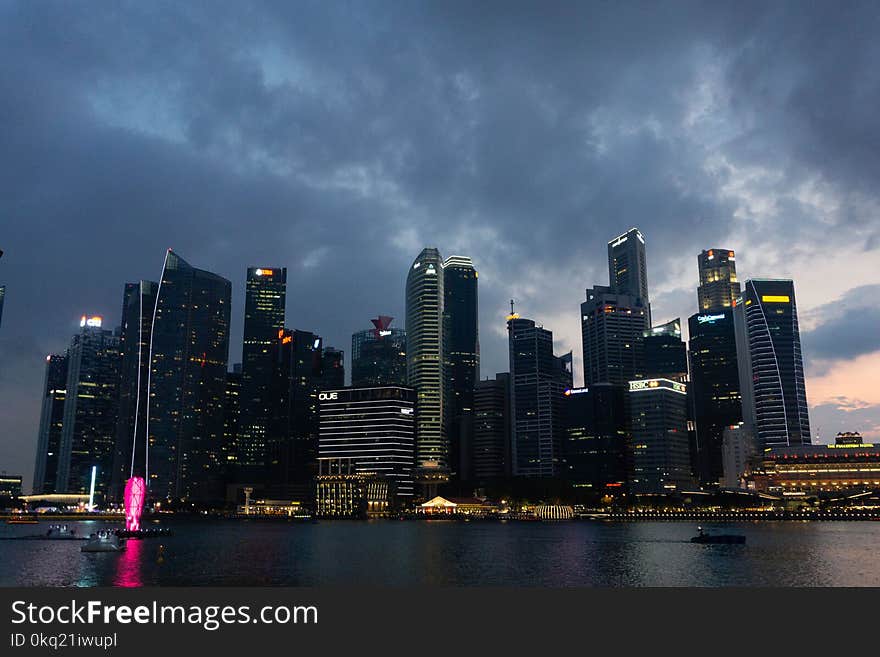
508;316;573;477
628;378;693;495
471;373;510;481
688;309;742;486
581;286;649;385
562;384;628;493
607;228;651;321
268;328;324;497
317;386;416;499
240;266;287;475
405;248;448;477
643;318;687;381
697;248;740;313
111;280;158;500
32;353;69;494
56;317;120;495
734;279;810;448
351;316;407;387
443;255;479;479
147;250;231;503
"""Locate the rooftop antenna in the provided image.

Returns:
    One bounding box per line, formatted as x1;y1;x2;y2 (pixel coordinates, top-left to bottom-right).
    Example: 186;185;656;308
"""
506;298;520;321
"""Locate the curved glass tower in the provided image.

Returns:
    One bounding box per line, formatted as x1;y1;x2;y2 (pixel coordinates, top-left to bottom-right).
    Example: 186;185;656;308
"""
406;248;447;476
147;250;231;503
734;279;810;448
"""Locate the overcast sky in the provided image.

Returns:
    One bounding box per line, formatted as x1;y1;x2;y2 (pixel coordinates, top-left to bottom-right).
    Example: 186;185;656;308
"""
2;1;879;490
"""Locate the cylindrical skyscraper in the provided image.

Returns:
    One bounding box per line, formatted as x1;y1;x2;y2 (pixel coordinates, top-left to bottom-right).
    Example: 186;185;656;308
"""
406;248;447;479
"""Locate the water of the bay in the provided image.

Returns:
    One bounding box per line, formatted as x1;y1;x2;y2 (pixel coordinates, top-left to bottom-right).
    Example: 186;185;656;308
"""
2;519;878;586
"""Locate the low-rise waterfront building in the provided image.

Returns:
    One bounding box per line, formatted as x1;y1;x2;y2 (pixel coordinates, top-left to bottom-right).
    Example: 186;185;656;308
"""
746;436;880;496
315;458;393;518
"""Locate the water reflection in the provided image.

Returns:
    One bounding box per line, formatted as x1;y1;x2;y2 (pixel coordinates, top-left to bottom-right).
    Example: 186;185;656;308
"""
114;537;144;587
3;520;880;586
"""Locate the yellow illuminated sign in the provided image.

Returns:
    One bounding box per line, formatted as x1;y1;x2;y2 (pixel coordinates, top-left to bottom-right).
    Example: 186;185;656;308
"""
761;295;790;303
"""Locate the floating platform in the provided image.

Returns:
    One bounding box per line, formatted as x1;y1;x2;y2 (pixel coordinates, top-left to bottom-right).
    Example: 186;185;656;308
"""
115;528;173;539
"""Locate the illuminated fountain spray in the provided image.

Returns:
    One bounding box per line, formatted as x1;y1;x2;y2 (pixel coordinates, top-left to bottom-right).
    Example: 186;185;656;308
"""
124;476;146;531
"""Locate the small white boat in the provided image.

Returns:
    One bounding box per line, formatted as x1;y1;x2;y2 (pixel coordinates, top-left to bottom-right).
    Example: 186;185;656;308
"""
45;524;78;539
81;530;126;552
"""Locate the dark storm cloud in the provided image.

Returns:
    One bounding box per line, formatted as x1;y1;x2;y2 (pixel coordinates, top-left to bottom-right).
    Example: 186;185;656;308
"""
802;285;880;363
2;1;880;480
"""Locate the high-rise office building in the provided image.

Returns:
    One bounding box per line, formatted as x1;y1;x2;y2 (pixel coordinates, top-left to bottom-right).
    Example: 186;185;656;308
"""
443;255;479;479
581;286;649;385
697;249;740;313
508;316;573;477
688;309;742;486
734;279;810;448
319;347;345;390
222;365;243;479
628;378;693;495
0;285;5;329
643;318;687;381
562;384;628;493
318;386;416;499
110;280;158;500
351;316;407;387
240;267;286;474
268;328;323;496
147;250;231;502
405;248;447;478
471;373;511;481
582;228;652;386
56;316;120;495
608;228;650;321
33;353;69;494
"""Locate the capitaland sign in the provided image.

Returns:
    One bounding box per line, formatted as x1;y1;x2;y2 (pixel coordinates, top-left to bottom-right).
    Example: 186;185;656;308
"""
697;313;726;324
318;392;339;401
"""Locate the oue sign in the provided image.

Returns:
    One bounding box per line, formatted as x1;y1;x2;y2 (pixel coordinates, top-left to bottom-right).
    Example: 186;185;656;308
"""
319;392;339;401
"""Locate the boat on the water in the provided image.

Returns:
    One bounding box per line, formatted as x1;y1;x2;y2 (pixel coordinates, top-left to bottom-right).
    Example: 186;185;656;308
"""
81;530;126;552
691;526;746;544
45;524;79;539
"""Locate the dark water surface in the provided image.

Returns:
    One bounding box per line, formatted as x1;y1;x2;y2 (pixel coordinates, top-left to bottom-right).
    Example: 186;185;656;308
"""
2;519;878;586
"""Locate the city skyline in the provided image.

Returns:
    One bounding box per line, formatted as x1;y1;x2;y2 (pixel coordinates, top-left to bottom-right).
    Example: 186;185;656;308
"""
3;2;880;491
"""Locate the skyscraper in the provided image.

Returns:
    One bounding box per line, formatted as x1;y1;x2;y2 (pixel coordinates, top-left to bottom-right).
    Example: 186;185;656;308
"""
111;280;158;500
443;255;479;479
608;228;650;321
688;309;742;486
56;316;120;495
268;328;323;496
240;266;286;474
508;315;573;477
562;384;628;493
33;353;68;494
0;285;5;329
351;316;407;387
222;364;243;480
319;347;345;390
643;318;687;381
581;285;649;385
734;279;810;448
318;386;416;500
406;248;447;478
582;228;652;386
472;373;511;481
697;249;740;312
628;378;693;495
147;250;231;503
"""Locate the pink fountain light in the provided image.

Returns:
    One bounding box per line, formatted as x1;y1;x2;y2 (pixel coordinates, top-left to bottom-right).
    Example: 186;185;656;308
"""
124;476;146;532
